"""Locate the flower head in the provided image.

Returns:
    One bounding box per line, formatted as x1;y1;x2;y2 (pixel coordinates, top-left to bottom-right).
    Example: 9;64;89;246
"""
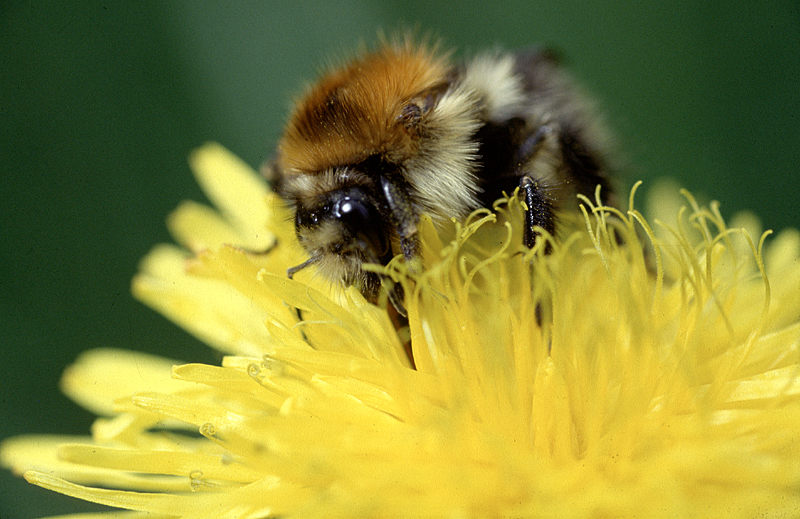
3;143;800;518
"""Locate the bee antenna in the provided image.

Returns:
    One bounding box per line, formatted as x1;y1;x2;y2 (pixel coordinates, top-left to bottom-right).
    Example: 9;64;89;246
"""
287;255;320;279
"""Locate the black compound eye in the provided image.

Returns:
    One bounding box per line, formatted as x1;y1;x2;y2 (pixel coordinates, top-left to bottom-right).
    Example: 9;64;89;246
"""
333;196;371;225
333;194;388;256
294;188;389;258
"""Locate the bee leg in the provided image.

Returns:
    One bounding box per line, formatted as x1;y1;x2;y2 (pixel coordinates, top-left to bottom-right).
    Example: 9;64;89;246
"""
515;124;558;249
378;174;419;260
375;174;418;318
383;279;407;318
519;175;555;249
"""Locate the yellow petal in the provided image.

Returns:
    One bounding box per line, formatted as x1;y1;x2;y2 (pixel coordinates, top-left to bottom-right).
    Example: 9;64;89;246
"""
166;200;250;253
188;142;278;250
6;143;800;518
60;349;184;416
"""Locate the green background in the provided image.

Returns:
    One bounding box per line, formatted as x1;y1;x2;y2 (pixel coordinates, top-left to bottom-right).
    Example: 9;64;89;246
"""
2;2;798;516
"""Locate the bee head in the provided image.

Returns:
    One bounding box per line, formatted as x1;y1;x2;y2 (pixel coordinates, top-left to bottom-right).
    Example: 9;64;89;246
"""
270;40;483;300
294;185;390;262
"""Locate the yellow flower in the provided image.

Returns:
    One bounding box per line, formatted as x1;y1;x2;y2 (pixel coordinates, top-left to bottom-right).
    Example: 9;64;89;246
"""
3;143;800;518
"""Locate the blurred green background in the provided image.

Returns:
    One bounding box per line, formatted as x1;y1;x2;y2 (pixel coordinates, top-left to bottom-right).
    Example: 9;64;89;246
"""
2;1;798;516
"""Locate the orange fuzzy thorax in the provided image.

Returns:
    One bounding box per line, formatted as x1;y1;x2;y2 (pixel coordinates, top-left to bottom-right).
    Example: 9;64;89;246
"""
278;44;449;174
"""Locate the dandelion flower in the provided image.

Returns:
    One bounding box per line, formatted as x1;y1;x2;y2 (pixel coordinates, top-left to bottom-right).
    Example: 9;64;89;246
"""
3;143;800;518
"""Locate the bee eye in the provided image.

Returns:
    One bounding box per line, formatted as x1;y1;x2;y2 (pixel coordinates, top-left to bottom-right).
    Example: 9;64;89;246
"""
333;194;389;257
294;188;389;257
333;197;371;225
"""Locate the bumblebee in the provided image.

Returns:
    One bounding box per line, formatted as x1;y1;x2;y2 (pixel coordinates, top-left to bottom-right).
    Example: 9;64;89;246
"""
266;39;612;307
